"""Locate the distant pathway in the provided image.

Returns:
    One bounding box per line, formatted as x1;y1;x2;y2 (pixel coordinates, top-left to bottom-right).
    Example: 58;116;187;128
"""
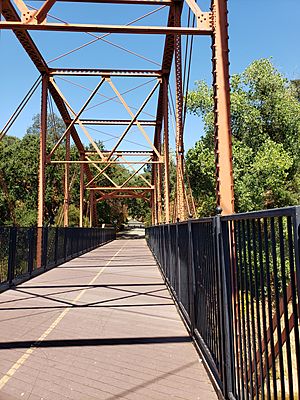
0;239;217;400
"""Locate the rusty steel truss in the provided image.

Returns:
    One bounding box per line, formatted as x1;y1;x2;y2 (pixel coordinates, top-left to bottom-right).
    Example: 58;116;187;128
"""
0;0;234;227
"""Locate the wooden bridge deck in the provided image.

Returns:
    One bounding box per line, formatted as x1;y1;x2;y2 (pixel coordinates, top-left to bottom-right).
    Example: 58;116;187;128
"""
0;238;217;400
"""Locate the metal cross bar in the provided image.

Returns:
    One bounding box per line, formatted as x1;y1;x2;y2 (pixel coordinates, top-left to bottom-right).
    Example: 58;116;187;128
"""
49;78;106;161
34;0;57;24
49;69;162;77
107;78;161;159
118;155;152;188
73;119;157;126
87;187;153;190
29;0;172;4
105;79;160;161
49;77;105;156
0;21;212;35
85;150;153;155
49;160;162;164
120;161;151;188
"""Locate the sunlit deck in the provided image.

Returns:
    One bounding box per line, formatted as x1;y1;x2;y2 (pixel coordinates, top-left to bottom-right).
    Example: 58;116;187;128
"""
0;238;216;400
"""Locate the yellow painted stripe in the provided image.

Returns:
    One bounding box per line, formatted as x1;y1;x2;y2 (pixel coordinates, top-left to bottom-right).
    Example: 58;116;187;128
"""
0;243;125;390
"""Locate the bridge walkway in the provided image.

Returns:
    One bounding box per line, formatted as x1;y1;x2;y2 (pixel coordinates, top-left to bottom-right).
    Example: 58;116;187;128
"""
0;238;217;400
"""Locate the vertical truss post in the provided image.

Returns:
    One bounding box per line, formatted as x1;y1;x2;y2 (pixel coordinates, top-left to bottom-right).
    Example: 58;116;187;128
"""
174;4;186;221
37;74;48;267
153;164;158;225
151;190;156;225
63;131;70;227
163;76;170;223
156;125;163;224
89;191;95;227
79;153;84;227
211;0;234;215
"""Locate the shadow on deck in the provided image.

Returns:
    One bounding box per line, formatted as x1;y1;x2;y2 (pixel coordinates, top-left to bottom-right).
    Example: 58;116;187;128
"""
0;238;217;400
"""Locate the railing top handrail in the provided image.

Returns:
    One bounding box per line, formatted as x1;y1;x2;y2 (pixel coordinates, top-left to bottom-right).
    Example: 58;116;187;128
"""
0;226;116;230
145;206;300;229
221;205;299;222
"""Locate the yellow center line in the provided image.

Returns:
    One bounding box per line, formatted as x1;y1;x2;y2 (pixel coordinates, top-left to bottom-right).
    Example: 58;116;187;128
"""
0;243;126;390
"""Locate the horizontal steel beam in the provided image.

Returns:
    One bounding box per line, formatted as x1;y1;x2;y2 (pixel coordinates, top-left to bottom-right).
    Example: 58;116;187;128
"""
49;68;162;77
74;119;156;126
0;22;212;35
85;150;153;155
88;187;154;190
49;160;163;164
98;194;149;201
29;0;172;4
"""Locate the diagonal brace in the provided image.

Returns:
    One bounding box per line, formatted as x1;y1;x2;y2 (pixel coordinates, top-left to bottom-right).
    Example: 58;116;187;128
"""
107;78;161;159
49;77;105;157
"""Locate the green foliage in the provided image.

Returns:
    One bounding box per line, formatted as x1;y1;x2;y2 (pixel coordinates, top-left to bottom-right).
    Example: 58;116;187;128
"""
186;59;300;215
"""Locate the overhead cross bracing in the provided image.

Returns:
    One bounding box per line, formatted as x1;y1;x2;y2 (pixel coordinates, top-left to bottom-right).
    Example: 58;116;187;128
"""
0;0;235;226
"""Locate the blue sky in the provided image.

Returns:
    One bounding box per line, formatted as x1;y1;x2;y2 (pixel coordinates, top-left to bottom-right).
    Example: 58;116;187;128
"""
1;0;300;152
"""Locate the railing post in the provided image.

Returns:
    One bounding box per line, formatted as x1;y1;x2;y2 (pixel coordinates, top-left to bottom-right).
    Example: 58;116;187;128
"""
293;206;300;318
175;221;180;299
187;219;196;332
7;227;17;286
215;214;234;397
166;224;170;283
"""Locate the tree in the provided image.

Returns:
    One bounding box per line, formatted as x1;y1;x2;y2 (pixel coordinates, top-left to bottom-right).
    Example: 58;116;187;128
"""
186;59;300;216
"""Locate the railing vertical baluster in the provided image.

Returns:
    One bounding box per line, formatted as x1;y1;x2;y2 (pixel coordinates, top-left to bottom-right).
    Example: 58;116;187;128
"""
28;227;34;276
278;216;294;398
54;227;58;265
188;219;196;333
290;210;300;396
263;218;278;399
251;218;265;399
270;217;285;398
7;227;17;286
42;227;48;270
176;222;180;300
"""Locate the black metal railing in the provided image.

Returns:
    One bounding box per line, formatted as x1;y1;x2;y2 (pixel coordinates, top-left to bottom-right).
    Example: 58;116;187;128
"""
0;226;116;290
146;206;300;400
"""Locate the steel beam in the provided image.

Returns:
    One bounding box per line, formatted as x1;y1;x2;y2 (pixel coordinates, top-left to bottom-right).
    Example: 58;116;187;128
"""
86;150;153;155
73;119;157;126
105;79;160;161
163;77;170;223
33;0;57;24
79;154;84;227
37;75;48;227
211;0;234;215
30;0;172;4
49;160;163;164
106;78;161;159
36;74;48;268
2;0;48;72
0;21;212;35
89;191;95;226
99;194;149;200
88;187;153;191
49;69;162;77
63;131;70;227
49;77;105;157
174;4;186;221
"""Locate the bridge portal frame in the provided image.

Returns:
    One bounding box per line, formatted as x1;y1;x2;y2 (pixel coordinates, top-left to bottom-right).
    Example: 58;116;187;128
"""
1;0;234;227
